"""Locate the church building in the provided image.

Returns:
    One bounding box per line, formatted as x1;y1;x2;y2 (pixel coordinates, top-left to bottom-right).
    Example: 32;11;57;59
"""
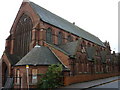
1;0;119;89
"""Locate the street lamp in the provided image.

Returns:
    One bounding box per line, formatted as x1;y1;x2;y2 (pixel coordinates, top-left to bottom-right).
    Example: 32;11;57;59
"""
26;65;29;90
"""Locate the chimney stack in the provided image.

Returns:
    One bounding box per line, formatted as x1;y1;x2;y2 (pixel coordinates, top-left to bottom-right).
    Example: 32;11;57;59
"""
73;22;75;25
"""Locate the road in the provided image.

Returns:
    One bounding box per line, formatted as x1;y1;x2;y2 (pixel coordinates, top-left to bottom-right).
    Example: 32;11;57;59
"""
93;80;120;89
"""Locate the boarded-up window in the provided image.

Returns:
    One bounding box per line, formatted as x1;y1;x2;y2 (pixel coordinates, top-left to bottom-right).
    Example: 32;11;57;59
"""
32;69;37;84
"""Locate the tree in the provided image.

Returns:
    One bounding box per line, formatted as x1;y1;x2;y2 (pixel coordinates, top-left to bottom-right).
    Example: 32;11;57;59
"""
37;64;63;89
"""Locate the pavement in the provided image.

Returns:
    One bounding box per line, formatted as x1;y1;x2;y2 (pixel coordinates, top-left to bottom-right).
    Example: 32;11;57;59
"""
63;76;120;89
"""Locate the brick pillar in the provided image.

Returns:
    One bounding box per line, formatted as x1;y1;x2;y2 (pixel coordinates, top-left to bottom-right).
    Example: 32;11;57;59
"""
64;32;68;43
38;28;45;46
30;29;37;49
10;35;15;54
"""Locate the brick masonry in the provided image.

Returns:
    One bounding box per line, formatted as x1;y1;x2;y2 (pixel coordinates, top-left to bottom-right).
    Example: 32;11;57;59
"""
1;1;119;89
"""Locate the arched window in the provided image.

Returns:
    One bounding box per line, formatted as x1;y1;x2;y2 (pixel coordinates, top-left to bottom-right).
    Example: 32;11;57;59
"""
67;35;73;42
81;44;86;53
58;32;63;45
46;28;52;43
14;14;33;57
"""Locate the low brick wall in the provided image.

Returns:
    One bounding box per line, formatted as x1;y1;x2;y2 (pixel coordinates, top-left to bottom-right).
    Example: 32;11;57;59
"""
64;72;120;86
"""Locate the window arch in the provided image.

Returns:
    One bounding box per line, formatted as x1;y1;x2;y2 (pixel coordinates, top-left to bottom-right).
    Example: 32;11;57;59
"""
14;14;33;57
67;35;73;42
58;32;63;45
46;28;52;43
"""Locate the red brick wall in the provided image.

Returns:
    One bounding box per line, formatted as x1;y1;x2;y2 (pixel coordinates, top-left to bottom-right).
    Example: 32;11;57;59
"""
40;21;78;45
13;65;48;88
2;53;11;76
64;73;120;86
44;42;70;68
6;2;40;54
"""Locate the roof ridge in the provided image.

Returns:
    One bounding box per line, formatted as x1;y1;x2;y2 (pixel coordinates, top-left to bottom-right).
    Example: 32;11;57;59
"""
29;1;104;47
29;2;75;25
74;25;99;39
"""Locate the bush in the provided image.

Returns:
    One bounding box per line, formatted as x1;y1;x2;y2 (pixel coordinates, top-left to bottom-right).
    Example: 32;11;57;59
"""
37;64;63;89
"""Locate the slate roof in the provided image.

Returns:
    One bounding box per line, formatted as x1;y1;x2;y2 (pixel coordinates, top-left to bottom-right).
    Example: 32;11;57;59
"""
15;46;65;66
46;43;70;56
45;39;82;57
58;40;79;56
29;2;105;47
4;51;21;65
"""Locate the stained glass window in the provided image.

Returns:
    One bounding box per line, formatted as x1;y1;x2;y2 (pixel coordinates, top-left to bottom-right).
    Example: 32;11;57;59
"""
14;14;33;57
46;28;52;43
58;32;63;45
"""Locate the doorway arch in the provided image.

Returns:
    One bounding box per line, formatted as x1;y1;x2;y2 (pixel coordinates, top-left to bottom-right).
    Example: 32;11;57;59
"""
2;62;8;87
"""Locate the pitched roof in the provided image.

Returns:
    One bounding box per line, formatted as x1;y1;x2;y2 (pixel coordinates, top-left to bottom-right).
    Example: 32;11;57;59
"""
58;40;80;56
15;46;65;66
29;2;105;47
4;51;21;65
45;39;82;57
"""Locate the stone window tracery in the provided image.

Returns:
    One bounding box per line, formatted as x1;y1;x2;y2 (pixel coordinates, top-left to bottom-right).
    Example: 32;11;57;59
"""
46;28;52;43
14;14;33;57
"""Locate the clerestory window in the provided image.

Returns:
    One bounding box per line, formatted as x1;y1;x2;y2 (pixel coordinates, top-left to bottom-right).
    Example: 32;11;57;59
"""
58;32;63;45
67;35;73;42
14;13;33;57
46;28;52;43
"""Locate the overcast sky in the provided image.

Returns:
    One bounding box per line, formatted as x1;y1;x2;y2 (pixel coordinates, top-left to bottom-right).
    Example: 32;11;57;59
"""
0;0;119;57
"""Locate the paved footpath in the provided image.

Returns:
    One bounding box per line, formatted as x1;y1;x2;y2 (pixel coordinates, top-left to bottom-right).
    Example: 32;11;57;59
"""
63;76;120;89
